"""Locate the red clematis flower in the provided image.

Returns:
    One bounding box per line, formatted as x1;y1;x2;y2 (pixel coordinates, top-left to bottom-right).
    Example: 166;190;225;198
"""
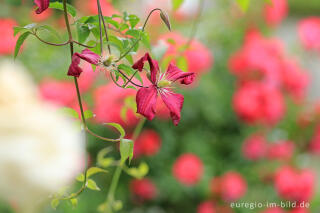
68;49;100;77
34;0;50;14
132;53;195;126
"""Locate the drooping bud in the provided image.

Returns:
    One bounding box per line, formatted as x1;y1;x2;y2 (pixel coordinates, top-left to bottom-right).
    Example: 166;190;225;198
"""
157;80;171;88
160;10;171;31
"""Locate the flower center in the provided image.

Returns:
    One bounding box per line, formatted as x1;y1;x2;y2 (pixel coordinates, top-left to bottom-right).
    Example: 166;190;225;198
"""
157;80;172;88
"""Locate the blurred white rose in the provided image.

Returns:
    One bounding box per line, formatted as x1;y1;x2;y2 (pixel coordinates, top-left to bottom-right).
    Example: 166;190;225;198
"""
0;61;85;212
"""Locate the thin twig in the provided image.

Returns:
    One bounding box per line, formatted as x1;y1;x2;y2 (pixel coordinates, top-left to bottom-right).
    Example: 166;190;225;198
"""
97;0;112;54
116;8;162;62
117;68;144;88
33;33;70;46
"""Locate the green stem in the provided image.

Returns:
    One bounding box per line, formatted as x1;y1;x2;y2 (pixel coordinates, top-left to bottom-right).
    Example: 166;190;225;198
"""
97;0;112;54
115;8;162;62
104;118;146;213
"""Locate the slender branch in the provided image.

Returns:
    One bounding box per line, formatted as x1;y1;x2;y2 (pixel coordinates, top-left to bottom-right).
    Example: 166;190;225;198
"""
73;40;97;48
33;32;96;48
86;127;120;142
33;33;70;46
97;0;112;54
97;0;104;54
117;68;144;88
115;8;162;62
123;70;138;88
109;72;125;88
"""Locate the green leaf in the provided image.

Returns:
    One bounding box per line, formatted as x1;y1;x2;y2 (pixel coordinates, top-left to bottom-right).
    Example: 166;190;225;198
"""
24;23;37;30
126;86;137;90
104;123;125;138
76;173;85;182
172;0;184;11
128;14;140;28
77;24;90;43
49;2;77;17
70;198;78;208
141;32;151;49
118;64;135;75
125;54;134;64
120;139;134;164
105;17;120;29
107;35;124;51
125;29;141;39
97;203;107;212
97;147;114;168
176;56;188;72
84;109;94;119
236;0;250;12
14;32;31;59
119;23;129;32
112;200;123;211
51;199;60;210
13;26;29;36
87;167;108;177
37;25;60;39
59;107;79;119
86;179;100;191
125;162;149;179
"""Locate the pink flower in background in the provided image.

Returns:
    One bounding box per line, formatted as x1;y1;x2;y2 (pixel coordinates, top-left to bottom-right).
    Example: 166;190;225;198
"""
133;53;195;126
298;17;320;51
130;178;157;201
39;79;76;106
274;166;315;202
197;201;216;213
233;82;285;125
262;207;285;213
93;84;138;126
159;32;213;75
289;207;310;213
264;0;288;26
34;0;50;14
281;59;309;101
0;19;18;55
134;129;162;158
68;49;100;77
242;134;267;160
229;30;283;86
219;172;247;201
87;0;117;16
172;153;203;185
309;125;320;155
267;140;295;161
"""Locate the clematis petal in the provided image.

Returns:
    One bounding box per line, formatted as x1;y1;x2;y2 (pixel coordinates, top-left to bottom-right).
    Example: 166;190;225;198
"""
136;86;158;121
160;89;184;126
34;0;50;14
165;63;195;85
74;49;100;65
132;53;159;84
67;55;83;77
